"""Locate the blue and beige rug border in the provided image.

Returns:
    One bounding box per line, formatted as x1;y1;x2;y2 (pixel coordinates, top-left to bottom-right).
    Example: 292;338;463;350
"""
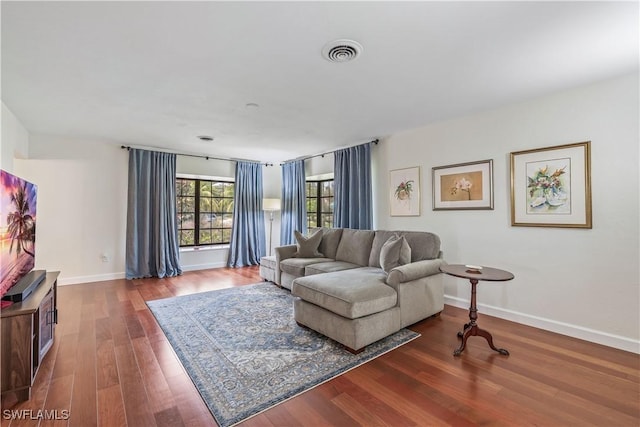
147;282;420;427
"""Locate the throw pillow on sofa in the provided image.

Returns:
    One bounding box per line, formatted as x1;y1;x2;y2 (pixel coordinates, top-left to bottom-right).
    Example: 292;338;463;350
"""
293;229;324;258
380;235;411;273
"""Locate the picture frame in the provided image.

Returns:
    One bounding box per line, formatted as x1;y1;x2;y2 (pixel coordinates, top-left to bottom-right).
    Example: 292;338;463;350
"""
389;166;420;216
510;141;592;228
432;159;494;210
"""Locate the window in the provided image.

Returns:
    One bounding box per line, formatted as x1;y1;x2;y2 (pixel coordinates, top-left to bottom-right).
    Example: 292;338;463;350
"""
306;179;334;228
176;177;234;247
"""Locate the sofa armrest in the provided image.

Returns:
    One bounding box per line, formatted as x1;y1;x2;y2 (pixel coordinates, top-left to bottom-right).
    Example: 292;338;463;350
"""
275;244;297;260
386;259;446;286
274;245;297;284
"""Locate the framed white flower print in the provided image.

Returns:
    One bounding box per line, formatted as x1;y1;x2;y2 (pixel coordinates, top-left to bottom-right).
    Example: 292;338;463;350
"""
432;159;494;210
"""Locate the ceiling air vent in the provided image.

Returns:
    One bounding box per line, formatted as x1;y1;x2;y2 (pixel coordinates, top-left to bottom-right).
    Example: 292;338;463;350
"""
321;39;363;63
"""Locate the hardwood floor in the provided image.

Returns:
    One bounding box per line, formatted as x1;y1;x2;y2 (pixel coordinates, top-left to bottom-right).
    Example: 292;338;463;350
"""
1;266;638;426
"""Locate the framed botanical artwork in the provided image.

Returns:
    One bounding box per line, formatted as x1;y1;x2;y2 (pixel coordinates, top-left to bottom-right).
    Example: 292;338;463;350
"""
432;159;494;210
390;167;420;216
510;141;592;228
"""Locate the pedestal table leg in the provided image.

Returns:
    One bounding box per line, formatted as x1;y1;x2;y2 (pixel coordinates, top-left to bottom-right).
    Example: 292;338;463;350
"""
454;278;509;356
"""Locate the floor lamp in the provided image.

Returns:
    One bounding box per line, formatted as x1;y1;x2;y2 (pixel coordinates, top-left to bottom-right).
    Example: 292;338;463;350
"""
263;198;281;256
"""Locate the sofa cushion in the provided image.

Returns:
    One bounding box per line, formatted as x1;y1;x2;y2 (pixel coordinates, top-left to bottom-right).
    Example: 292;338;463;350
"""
280;257;331;277
292;268;396;319
369;230;441;267
379;235;411;273
305;261;360;276
335;229;375;266
318;228;343;260
294;229;324;258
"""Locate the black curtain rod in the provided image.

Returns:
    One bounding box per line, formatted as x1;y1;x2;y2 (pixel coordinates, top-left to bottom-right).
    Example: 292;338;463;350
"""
120;145;274;166
281;138;379;165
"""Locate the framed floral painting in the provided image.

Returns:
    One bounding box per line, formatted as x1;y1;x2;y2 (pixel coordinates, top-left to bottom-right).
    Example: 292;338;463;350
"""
390;167;420;216
510;141;592;228
432;159;494;210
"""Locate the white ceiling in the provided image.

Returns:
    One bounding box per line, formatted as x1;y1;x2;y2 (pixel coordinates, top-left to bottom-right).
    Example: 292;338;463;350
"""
2;1;638;163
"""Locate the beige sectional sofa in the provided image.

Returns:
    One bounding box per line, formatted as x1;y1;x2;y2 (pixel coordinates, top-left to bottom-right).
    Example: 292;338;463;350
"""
274;228;445;352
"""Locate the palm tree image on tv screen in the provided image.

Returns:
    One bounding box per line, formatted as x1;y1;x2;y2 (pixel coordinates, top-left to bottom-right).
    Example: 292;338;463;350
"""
0;170;37;299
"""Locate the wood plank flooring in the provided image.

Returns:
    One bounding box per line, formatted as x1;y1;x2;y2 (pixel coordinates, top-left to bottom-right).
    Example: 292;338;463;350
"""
1;266;638;426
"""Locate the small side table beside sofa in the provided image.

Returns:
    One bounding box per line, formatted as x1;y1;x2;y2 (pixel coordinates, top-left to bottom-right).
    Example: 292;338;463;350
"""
440;264;514;357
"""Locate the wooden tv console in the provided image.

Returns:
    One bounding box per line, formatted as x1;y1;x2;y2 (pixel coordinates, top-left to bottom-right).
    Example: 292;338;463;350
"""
1;271;59;405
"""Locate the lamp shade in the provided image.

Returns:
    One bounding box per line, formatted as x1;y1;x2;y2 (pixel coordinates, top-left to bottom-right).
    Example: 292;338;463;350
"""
263;198;281;211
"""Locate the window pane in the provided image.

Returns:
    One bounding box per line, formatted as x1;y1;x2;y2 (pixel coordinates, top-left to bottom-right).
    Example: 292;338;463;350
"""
199;230;212;245
222;229;232;243
212;182;224;197
184;180;196;196
306;182;317;197
200;213;216;228
180;230;194;246
182;196;195;213
212;214;223;228
177;213;189;228
200;181;212;196
321;197;333;212
214;198;232;213
308;215;317;228
209;197;220;212
321;181;333;196
176;180;182;195
212;229;223;244
307;198;317;212
200;197;212;212
321;214;333;228
223;183;235;198
181;213;194;229
222;214;233;228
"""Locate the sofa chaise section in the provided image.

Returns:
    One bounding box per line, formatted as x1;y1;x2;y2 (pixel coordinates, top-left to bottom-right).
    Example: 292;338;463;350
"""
293;267;402;352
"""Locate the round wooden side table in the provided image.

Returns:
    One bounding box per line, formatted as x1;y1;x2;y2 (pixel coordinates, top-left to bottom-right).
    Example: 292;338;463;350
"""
440;264;514;356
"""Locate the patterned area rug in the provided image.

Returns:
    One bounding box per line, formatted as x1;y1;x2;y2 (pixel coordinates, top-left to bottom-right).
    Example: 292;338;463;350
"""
147;283;419;427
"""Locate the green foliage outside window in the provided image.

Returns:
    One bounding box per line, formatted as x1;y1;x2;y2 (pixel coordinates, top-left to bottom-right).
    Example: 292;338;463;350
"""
306;179;334;229
176;177;234;246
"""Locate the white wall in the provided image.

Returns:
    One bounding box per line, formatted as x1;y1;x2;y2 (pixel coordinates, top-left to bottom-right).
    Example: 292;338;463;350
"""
305;153;333;178
374;73;639;352
1;102;30;172
15;136;129;284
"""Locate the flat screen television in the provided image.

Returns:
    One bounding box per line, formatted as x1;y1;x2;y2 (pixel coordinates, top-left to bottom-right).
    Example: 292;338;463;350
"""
1;169;37;302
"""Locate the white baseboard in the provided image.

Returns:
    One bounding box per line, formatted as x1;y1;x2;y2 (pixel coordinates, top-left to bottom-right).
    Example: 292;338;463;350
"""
58;272;126;286
58;262;227;285
445;295;640;354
